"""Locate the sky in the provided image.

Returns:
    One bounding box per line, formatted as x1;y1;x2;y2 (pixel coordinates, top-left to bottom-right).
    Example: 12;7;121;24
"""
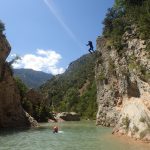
0;0;114;75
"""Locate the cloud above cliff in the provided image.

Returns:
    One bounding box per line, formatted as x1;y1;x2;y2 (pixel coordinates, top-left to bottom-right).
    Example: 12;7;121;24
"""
12;49;65;75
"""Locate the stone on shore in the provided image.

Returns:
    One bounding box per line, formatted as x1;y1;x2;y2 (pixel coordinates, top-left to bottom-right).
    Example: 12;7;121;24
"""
56;112;80;121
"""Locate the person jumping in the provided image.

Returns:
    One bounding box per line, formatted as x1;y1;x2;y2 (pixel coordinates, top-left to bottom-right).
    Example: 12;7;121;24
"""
86;41;95;54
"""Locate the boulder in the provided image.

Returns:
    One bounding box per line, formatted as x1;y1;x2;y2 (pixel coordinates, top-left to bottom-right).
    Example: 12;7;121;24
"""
25;112;38;127
56;112;80;121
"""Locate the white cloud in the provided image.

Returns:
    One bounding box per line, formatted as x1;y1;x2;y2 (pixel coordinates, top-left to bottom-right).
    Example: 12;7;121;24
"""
12;49;65;75
10;54;17;57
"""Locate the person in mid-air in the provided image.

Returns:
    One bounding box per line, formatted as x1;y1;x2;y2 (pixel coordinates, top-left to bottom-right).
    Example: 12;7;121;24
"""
86;41;95;54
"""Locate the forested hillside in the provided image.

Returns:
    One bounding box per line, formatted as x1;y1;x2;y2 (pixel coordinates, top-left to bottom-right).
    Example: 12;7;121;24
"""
103;0;150;53
14;69;52;88
40;54;97;119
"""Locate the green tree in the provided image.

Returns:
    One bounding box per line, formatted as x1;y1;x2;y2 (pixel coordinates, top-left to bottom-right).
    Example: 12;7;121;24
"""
78;82;97;119
15;77;28;99
103;0;150;51
34;104;52;122
0;20;5;33
8;56;21;76
63;88;80;112
40;54;97;119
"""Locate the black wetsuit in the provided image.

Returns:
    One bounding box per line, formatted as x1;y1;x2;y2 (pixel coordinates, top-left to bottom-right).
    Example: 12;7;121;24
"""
87;41;94;54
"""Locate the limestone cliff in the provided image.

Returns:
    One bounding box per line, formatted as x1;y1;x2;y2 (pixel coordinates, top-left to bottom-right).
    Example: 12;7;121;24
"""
0;33;37;128
95;26;150;141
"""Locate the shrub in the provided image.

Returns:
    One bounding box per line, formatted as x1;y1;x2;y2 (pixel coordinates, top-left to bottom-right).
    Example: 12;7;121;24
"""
0;20;5;33
140;128;150;139
140;66;150;83
122;116;130;129
108;58;116;76
133;125;139;132
22;99;32;112
139;117;146;123
103;0;150;52
145;41;150;52
15;77;28;99
98;71;106;81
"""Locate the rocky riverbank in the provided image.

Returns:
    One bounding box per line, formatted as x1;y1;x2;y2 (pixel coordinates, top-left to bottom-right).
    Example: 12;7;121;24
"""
48;112;80;122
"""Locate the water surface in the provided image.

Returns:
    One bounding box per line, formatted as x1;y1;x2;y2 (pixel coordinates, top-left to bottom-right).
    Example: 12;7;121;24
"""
0;121;150;150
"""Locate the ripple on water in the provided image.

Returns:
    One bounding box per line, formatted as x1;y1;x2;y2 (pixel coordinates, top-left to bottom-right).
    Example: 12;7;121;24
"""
0;121;150;150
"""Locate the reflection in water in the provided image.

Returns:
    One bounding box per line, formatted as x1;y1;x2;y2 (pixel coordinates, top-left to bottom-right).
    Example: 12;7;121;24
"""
0;121;150;150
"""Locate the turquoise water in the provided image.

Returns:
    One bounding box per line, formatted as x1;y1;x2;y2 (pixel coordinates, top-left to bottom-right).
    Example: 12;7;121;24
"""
0;121;150;150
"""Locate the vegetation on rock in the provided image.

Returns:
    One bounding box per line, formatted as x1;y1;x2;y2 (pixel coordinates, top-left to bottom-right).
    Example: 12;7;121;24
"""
15;77;51;122
103;0;150;51
0;20;5;33
96;0;150;141
40;54;97;119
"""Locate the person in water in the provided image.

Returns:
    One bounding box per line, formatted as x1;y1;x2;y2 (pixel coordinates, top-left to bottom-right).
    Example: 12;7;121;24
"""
86;41;95;54
53;126;58;133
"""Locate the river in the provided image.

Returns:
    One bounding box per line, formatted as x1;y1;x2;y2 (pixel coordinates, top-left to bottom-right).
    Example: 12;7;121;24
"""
0;121;150;150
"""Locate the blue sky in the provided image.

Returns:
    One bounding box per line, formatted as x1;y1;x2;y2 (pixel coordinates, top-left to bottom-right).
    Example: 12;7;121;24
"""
0;0;114;74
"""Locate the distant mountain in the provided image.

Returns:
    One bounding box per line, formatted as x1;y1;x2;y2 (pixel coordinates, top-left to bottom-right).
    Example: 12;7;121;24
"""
14;69;53;88
40;53;97;119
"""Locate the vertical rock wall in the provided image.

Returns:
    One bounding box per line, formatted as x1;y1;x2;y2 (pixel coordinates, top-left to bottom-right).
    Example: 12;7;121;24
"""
95;28;150;141
0;34;34;128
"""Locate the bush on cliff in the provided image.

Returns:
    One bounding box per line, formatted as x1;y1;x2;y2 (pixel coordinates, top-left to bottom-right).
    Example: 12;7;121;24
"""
103;0;150;50
15;77;28;99
0;20;5;33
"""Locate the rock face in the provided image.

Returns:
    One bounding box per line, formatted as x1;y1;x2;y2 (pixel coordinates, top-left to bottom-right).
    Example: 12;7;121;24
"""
56;112;80;121
0;34;37;128
95;27;150;141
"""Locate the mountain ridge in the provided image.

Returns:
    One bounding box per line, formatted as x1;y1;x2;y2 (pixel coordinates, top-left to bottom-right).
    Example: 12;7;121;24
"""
14;68;53;88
